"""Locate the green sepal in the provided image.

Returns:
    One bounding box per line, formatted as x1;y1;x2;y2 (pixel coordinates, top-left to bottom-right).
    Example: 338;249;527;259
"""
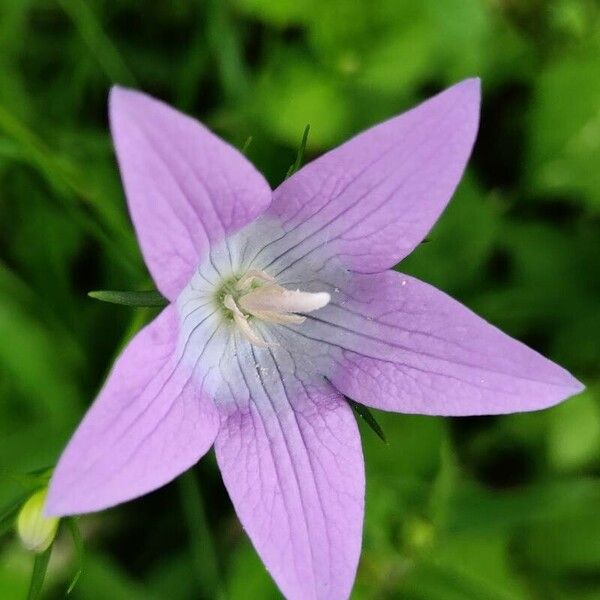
286;124;310;178
88;289;168;307
346;397;387;443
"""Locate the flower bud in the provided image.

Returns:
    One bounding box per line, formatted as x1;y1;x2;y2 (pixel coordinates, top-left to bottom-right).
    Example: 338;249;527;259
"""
17;489;59;553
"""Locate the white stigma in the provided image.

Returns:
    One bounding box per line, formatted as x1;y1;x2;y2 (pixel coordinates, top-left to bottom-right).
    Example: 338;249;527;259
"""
223;269;330;347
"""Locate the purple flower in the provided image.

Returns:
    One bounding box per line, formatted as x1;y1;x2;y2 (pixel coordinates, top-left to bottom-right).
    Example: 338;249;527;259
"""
46;79;582;599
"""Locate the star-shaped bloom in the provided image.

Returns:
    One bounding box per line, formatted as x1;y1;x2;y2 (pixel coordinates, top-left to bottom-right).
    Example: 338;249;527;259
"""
46;79;583;600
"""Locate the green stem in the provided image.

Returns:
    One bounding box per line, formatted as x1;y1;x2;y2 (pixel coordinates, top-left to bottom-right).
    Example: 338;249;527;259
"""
27;544;53;600
178;469;223;600
65;518;85;595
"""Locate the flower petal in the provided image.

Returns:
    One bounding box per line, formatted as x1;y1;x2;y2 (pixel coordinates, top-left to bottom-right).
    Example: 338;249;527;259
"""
283;270;583;416
263;78;480;274
214;338;364;600
109;88;272;299
46;306;219;516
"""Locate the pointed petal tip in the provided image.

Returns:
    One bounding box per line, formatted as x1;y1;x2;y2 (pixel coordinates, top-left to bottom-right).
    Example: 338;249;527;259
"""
323;271;586;417
108;85;128;121
109;86;158;121
444;77;481;113
566;374;586;396
109;85;141;112
529;374;586;414
466;76;481;100
458;77;481;109
544;363;586;408
108;84;127;103
455;76;481;94
463;76;481;88
215;382;364;600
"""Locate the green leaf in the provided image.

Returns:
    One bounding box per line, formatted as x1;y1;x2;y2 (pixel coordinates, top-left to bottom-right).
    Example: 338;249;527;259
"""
56;0;137;86
307;0;435;93
400;175;499;292
177;470;224;600
0;103;135;254
403;535;529;600
0;273;82;445
0;467;51;490
527;50;600;208
206;0;248;102
67;551;161;600
88;290;168;307
523;513;600;571
252;52;351;149
346;397;387;443
448;479;600;534
233;0;313;26
27;543;53;600
354;20;435;94
547;388;600;471
285;124;310;178
225;538;280;600
365;413;444;478
429;436;459;530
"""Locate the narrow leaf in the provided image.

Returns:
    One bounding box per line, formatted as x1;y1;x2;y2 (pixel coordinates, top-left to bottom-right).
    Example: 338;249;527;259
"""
65;518;85;595
206;0;248;101
241;135;253;155
88;289;168;307
27;543;53;600
286;124;310;178
56;0;137;86
346;397;387;443
0;468;51;489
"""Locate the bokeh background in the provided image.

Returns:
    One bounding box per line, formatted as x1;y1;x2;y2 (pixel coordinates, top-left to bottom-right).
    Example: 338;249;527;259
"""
1;1;599;598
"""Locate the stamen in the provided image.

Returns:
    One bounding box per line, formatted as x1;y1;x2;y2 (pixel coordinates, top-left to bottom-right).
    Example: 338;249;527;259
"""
223;294;269;348
221;271;330;348
249;310;306;325
235;269;275;291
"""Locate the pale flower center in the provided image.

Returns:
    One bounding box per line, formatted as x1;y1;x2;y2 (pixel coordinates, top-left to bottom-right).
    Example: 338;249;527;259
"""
220;269;330;348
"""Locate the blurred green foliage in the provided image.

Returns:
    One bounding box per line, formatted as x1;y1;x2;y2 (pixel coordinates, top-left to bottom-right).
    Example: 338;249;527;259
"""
0;0;598;598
